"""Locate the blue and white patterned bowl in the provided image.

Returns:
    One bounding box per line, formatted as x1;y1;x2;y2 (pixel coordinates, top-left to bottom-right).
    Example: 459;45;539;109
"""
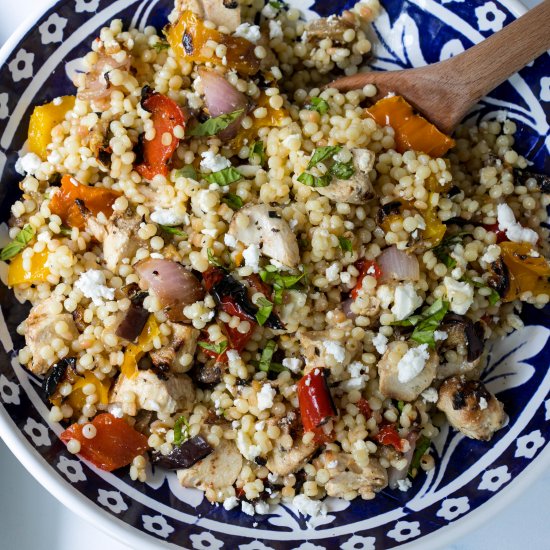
0;0;548;548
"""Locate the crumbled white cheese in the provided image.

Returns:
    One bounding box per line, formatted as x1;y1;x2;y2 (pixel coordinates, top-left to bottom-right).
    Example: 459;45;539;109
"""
348;361;364;379
397;344;430;383
421;387;439;403
397;478;412;492
323;340;346;363
372;333;388;354
236;431;261;461
255;501;270;515
292;494;327;518
243;243;261;272
444;277;474;315
74;269;115;305
52;96;63;106
325;262;340;282
340;272;351;284
267;472;279;483
226;349;240;366
223;496;239;511
224;233;237;248
391;283;423;321
479;397;488;410
257;383;276;411
15;152;42;176
261;3;277;18
481;244;501;265
497;203;538;244
233;23;262;43
241;501;255;516
150;208;187;226
200;150;231;172
340;377;366;392
269;20;283;39
433;330;448;342
282;357;302;373
186;92;202;110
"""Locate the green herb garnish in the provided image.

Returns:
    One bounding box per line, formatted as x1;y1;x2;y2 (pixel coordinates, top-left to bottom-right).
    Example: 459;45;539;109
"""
462;275;500;306
204;166;242;186
397;400;405;413
222;193;244;210
298;146;354;188
255;296;274;326
0;224;35;261
307;97;329;115
308;146;342;169
258;340;277;372
175;165;199;180
187;109;244;137
59;225;72;237
152;41;170;52
260;265;306;304
408;435;431;478
269;0;285;8
158;225;187;237
249;141;266;165
338;236;353;252
198;340;228;355
432;232;470;269
207;248;223;267
297;172;331;188
173;415;190;445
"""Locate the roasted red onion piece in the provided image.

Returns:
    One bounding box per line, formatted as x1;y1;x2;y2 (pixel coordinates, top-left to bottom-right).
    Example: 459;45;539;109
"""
378;246;420;282
135;259;205;322
77;54;131;102
387;431;418;489
341;297;357;320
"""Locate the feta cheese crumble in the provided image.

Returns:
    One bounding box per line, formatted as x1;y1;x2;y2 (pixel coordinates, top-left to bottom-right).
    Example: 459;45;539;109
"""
223;496;239;511
15;152;42;176
391;283;423;321
241;501;255;516
397;478;412;492
372;333;388;354
444;277;474;315
224;233;237;248
325;262;340;282
421;387;439;403
257;383;276;411
433;330;448;342
269;20;283;39
496;203;538;244
282;357;302;373
481;244;501;265
200;151;231;172
479;397;488;410
397;344;430;383
233;23;262;43
75;269;115;305
323;340;346;363
236;431;261;461
150;208;187;226
242;243;261;272
292;494;327;518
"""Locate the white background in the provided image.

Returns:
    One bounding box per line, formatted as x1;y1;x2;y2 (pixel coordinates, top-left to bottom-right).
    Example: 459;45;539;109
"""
0;0;547;549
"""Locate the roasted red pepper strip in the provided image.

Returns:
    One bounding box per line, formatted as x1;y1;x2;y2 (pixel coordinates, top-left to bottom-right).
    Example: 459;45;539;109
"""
357;398;373;421
351;259;382;299
136;88;185;180
297;368;337;432
246;274;272;297
60;413;149;471
482;223;509;244
203;266;225;292
374;424;404;452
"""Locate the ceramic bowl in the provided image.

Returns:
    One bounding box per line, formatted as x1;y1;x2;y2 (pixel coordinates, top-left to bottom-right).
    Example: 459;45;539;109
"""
0;0;548;548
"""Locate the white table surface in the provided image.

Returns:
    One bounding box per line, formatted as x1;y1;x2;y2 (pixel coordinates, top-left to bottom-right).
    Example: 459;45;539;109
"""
0;1;548;549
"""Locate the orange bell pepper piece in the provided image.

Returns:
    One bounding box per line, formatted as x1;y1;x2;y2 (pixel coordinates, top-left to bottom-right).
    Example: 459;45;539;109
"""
120;315;160;378
68;371;110;412
7;250;50;286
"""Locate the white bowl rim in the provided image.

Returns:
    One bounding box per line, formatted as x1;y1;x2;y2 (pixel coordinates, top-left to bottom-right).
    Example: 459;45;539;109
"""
1;0;548;549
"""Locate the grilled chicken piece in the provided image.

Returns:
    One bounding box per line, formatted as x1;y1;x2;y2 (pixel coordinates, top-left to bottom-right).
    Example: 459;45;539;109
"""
177;435;243;494
110;370;195;417
437;376;505;441
299;329;356;373
378;341;438;401
228;203;300;268
150;322;199;374
304;14;355;43
25;298;79;375
316;149;375;204
317;450;388;499
174;0;241;32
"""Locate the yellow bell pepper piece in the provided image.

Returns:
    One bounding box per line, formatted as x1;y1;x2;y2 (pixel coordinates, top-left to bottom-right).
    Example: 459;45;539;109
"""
422;193;447;247
120;315;160;379
7;250;50;286
28;96;76;159
68;371;111;411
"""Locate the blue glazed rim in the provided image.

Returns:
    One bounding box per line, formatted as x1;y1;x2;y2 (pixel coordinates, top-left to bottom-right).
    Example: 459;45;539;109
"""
0;0;548;548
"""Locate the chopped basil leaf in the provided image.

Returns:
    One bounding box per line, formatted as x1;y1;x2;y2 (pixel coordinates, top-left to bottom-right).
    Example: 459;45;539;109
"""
396;400;405;413
198;340;228;355
330;161;354;180
152;41;170;52
222;193;244;210
207;248;223;267
187;109;244;137
338;237;352;252
269;1;284;8
255;296;274;326
462;275;500;306
159;225;187;237
260;268;305;304
308;146;342;170
175;165;198;179
173;415;190;445
488;288;500;306
410;299;450;348
307;97;329;115
249;141;266;165
432;232;470;269
299;146;354;187
258;340;277;372
59;225;72;237
0;224;35;261
204;166;242;186
297;171;331;188
408;435;431;478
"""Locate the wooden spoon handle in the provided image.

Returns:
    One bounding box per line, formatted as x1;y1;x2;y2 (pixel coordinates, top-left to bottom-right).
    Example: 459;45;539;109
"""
442;0;550;101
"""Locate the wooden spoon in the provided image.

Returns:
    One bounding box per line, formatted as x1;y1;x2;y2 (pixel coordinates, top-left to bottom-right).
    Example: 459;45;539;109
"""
329;0;550;134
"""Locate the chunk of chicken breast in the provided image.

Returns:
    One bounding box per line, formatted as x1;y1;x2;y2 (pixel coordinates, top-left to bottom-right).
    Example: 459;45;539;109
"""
24;298;79;375
150;322;199;374
437;376;505;441
299;329;357;374
174;0;241;32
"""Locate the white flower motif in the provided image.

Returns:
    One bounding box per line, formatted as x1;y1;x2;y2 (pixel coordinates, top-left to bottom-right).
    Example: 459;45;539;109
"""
387;520;421;542
75;0;100;12
540;77;550;102
291;544;326;550
57;455;87;483
478;465;511;492
0;374;20;405
475;2;506;33
190;531;224;550
341;534;377;550
38;13;68;45
0;93;8;119
8;49;34;82
97;489;128;514
515;430;545;460
239;541;274;550
436;496;470;521
142;515;174;539
23;418;51;447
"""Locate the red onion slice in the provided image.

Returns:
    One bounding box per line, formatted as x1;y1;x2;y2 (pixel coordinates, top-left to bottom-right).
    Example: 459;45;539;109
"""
378;246;420;282
342;297;357;320
135;259;205;322
387;431;418;489
77;54;131;101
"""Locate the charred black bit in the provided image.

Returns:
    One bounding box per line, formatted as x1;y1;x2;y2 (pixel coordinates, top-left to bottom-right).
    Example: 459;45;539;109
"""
440;313;484;363
140;85;155;108
514;168;550;193
376;200;403;225
447;185;461;198
42;357;76;399
268;210;281;219
487;257;510;297
182;32;194;55
254;456;267;466
451;379;491;411
115;286;149;342
293;469;307;493
151;435;213;469
72;305;87;332
193;360;223;386
223;0;239;8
